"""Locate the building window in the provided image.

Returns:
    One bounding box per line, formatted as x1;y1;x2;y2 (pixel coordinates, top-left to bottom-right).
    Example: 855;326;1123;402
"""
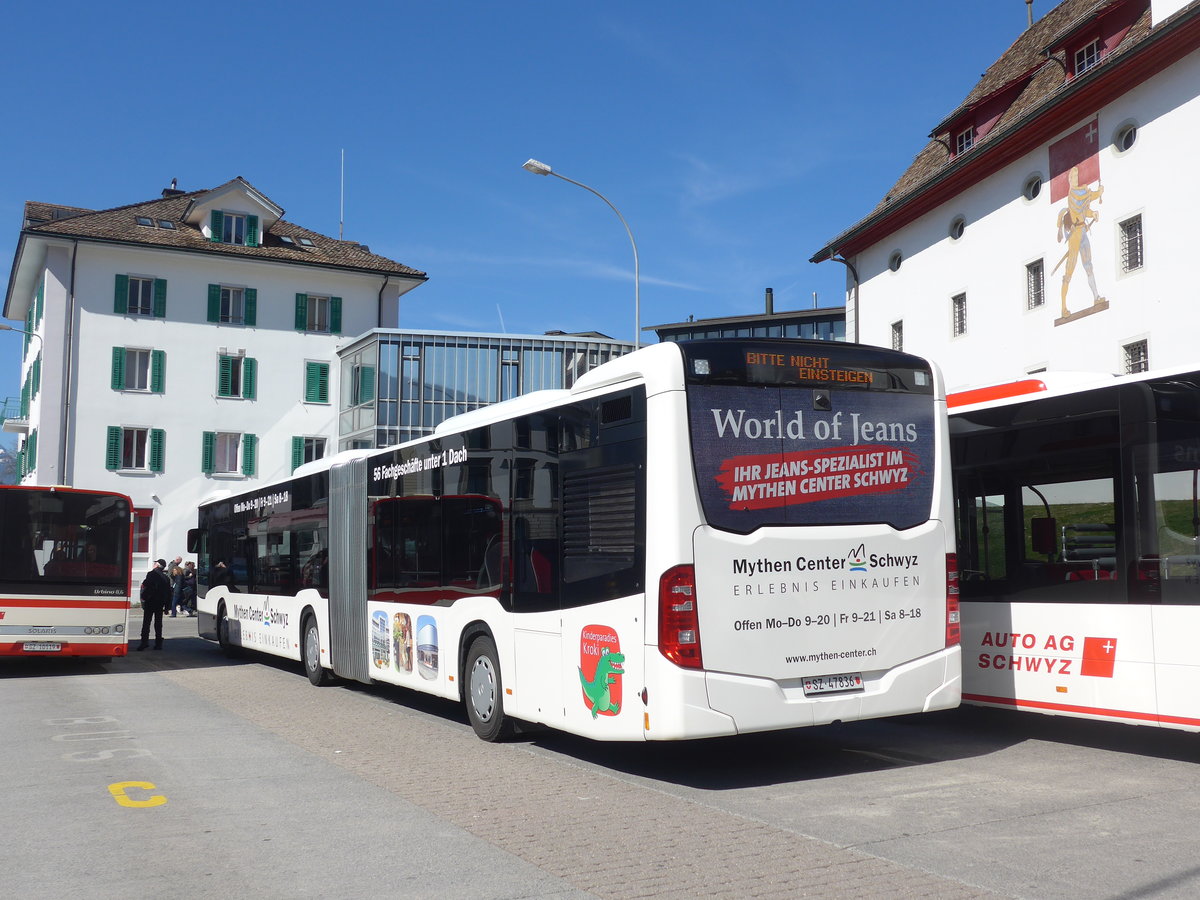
304;361;330;404
128;277;153;316
952;293;967;337
209;210;259;247
1124;340;1149;374
105;426;165;472
217;355;257;400
291;436;327;472
1115;123;1138;153
1026;260;1045;310
133;509;153;554
207;284;257;326
1120;215;1144;272
221;287;244;324
891;321;903;352
1075;39;1101;76
114;275;166;317
294;293;342;334
202;431;257;476
956;127;974;155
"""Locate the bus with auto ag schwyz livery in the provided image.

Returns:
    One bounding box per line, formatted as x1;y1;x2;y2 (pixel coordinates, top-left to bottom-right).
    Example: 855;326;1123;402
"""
951;365;1200;732
0;485;133;659
190;339;960;741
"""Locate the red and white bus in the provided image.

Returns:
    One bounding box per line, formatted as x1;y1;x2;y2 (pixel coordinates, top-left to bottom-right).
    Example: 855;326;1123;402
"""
950;365;1200;731
192;339;960;741
0;485;133;659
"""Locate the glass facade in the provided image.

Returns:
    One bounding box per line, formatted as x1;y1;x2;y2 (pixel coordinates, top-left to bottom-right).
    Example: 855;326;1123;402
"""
339;330;635;450
654;313;845;343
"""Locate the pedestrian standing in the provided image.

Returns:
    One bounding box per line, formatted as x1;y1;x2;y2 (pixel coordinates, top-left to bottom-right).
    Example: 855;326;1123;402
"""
182;561;197;616
169;565;185;617
138;559;172;650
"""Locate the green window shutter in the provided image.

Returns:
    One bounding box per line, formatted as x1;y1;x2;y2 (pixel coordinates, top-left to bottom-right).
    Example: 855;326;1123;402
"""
111;347;125;390
150;350;165;393
295;293;308;330
106;426;122;471
20;380;30;418
359;365;376;403
246;215;259;247
217;356;234;397
305;362;329;404
32;355;41;397
207;284;221;323
114;274;129;314
201;432;216;474
330;296;343;334
244;288;257;326
291;436;304;472
24;306;33;352
153;279;167;318
27;429;36;473
149;429;165;473
35;281;44;324
210;210;224;243
241;433;257;476
242;357;257;400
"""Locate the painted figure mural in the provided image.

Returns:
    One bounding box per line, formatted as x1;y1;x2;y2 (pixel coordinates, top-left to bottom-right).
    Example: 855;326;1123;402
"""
1055;166;1105;317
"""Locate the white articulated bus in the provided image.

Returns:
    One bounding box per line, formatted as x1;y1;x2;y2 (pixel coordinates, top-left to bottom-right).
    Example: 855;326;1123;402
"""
0;485;133;660
191;339;960;741
950;365;1200;731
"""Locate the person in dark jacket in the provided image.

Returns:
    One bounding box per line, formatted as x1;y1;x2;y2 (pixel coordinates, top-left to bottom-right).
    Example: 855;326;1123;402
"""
137;559;172;651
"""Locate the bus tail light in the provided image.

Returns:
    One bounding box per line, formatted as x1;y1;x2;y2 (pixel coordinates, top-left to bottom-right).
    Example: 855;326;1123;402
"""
659;565;702;669
946;553;961;647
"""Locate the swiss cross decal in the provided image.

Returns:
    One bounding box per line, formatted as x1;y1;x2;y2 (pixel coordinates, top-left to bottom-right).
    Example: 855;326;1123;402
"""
1080;636;1118;678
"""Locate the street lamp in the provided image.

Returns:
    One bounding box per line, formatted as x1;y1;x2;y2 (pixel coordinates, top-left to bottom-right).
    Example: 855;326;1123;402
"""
0;323;43;355
522;159;641;350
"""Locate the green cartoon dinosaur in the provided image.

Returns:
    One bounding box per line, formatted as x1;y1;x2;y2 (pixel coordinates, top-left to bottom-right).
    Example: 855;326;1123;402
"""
579;646;625;718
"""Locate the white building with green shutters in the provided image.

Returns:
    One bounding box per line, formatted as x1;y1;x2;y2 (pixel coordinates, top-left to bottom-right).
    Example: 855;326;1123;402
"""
3;177;426;568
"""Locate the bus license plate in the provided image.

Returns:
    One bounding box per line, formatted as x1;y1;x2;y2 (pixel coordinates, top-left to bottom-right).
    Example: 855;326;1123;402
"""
23;642;62;652
803;673;863;695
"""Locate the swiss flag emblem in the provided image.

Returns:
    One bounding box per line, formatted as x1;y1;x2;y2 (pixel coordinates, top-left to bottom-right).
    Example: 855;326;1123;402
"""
1080;636;1117;678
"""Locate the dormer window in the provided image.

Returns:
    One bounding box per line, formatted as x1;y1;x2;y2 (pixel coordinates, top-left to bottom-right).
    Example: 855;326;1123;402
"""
1075;39;1101;75
209;210;260;247
955;127;975;156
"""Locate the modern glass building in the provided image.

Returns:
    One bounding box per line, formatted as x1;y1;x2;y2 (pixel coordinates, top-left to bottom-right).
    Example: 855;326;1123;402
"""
337;329;635;449
647;305;846;343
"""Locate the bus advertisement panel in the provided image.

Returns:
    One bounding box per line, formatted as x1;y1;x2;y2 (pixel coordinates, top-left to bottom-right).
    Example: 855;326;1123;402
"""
193;339;959;741
0;485;133;659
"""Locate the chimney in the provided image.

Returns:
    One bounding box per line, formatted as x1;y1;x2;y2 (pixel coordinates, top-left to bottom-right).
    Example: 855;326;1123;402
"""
765;287;774;316
161;178;183;198
1026;0;1033;28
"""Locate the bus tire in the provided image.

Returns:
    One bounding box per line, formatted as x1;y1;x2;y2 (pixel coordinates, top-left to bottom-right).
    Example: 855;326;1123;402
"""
302;614;332;686
464;635;513;742
216;602;240;658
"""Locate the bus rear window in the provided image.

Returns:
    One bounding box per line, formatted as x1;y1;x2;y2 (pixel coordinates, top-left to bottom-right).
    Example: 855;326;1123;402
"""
686;372;936;533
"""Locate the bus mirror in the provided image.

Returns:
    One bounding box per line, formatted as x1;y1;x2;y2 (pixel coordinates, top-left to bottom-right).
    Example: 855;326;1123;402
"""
187;528;204;554
1031;517;1056;555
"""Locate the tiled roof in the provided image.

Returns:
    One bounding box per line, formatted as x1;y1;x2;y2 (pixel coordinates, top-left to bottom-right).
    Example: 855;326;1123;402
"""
873;0;1150;213
813;0;1184;260
20;184;426;279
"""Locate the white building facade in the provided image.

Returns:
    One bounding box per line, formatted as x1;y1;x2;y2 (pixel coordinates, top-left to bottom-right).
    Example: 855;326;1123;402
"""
4;178;426;568
811;0;1200;391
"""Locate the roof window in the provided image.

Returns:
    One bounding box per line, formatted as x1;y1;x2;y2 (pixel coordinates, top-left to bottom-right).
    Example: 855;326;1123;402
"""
157;220;175;230
135;216;154;227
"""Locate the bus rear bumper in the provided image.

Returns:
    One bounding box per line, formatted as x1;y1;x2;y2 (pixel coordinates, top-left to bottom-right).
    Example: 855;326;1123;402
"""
704;646;962;735
1;641;127;658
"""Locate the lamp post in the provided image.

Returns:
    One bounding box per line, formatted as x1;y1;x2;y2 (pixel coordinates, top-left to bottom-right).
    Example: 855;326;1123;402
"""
522;159;641;350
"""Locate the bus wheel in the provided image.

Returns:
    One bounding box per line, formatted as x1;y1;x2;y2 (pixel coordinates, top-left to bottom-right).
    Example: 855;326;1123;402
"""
217;603;240;658
302;615;331;686
465;636;513;742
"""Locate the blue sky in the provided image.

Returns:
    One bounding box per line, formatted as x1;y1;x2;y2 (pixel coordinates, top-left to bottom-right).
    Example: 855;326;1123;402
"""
1;0;1056;436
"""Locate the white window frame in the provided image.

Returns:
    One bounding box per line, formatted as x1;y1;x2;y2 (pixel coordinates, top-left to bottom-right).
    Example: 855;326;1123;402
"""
221;213;248;246
124;348;152;392
955;127;974;155
121;427;150;471
220;286;245;324
307;295;331;333
302;437;326;465
1075;39;1101;76
213;432;242;475
128;276;155;317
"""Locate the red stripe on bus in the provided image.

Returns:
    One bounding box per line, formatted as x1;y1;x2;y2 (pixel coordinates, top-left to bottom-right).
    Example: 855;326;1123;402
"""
963;693;1200;729
0;599;130;609
947;379;1047;409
